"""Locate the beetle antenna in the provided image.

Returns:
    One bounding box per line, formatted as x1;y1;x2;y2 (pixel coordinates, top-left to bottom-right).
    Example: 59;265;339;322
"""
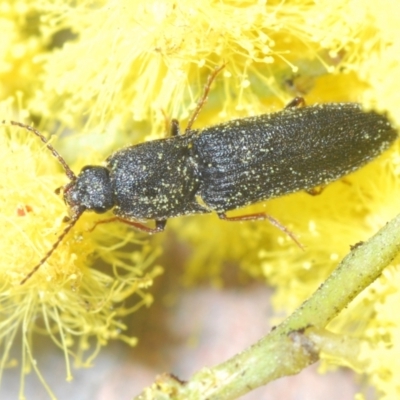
8;121;77;181
185;64;225;132
20;211;83;285
3;120;84;283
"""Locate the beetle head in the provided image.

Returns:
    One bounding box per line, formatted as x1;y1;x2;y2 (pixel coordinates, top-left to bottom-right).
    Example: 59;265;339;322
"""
63;165;114;216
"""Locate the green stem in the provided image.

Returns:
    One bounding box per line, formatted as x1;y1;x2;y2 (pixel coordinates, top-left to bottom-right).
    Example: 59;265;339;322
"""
134;213;400;400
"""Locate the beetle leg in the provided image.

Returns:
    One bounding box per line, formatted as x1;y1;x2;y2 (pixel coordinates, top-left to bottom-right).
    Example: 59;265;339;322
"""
285;97;306;109
90;218;167;234
170;119;181;136
218;212;304;249
185;64;225;132
305;185;325;196
161;110;182;137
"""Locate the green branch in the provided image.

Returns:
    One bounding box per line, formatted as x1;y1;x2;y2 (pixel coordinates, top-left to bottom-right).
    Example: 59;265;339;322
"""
134;213;400;400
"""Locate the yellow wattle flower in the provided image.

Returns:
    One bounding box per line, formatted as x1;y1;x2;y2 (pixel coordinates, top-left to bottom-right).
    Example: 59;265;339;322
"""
1;0;400;398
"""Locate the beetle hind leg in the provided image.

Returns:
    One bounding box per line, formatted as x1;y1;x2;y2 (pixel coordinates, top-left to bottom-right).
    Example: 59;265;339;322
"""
218;212;304;249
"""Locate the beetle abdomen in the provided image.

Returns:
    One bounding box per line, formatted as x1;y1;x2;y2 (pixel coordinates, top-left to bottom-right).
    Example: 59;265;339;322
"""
192;103;397;212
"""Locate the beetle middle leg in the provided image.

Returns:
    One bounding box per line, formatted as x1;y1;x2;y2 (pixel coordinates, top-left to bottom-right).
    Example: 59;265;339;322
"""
218;212;304;249
162;65;225;138
90;218;167;234
185;64;225;132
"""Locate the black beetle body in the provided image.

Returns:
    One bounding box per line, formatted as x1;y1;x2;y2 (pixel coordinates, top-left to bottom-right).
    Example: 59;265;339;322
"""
8;88;398;284
66;102;396;224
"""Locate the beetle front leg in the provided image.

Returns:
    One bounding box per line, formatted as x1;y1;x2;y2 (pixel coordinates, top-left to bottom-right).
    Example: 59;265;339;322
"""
90;218;167;234
218;212;303;249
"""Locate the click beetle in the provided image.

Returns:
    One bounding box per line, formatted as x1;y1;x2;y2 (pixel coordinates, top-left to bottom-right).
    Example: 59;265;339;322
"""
6;66;398;284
